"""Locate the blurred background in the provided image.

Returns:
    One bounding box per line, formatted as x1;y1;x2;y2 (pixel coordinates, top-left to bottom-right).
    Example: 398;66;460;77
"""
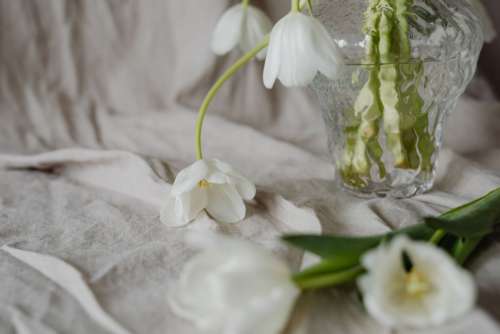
478;0;500;97
0;0;498;163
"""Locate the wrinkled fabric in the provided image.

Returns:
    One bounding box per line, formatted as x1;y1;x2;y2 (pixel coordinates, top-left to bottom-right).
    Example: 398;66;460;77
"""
0;1;499;334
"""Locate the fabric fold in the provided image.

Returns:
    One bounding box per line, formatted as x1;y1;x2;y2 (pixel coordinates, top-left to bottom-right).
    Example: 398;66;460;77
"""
2;245;132;334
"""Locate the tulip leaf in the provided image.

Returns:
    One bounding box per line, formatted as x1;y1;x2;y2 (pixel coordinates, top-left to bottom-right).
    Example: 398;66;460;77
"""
425;188;500;237
283;234;382;268
284;188;500;263
283;223;435;265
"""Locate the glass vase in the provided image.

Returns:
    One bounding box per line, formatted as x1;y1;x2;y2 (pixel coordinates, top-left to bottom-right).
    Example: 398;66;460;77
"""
310;0;484;198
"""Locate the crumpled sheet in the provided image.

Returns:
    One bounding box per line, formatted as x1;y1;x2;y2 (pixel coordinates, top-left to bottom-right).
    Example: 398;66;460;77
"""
0;1;499;333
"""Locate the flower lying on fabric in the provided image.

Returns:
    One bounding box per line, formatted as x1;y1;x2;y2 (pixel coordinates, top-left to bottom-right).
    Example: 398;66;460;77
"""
160;159;256;227
263;11;343;89
358;236;476;329
211;3;273;60
169;233;300;334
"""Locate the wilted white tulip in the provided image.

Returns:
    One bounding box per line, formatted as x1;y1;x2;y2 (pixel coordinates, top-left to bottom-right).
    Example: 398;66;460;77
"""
211;3;273;60
169;233;300;334
160;159;256;227
358;236;476;329
263;11;343;89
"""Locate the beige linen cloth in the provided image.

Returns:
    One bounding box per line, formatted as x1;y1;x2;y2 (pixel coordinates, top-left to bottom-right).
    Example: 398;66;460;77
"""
0;1;499;333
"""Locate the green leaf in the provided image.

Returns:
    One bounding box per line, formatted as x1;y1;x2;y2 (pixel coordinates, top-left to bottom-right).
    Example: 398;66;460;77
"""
283;234;382;268
426;188;500;237
283;223;435;265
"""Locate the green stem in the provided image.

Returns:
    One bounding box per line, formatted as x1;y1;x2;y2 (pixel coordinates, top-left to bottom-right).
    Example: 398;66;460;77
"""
291;0;300;12
293;266;365;290
195;36;269;160
453;237;483;265
429;229;446;245
242;0;250;8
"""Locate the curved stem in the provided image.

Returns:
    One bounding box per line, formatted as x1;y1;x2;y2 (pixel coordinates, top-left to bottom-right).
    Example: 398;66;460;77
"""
293;266;365;290
195;35;269;160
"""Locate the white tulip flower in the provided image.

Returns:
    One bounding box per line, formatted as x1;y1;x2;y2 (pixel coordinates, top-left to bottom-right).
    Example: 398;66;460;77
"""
169;233;300;334
160;159;256;227
358;236;476;329
263;11;343;89
211;3;273;60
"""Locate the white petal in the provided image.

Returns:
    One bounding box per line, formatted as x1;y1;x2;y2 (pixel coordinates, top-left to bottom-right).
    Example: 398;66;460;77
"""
169;250;227;331
278;14;319;87
312;17;343;79
240;6;272;60
226;279;299;334
211;4;244;56
358;236;477;328
207;159;256;200
160;194;190;227
205;159;232;184
171;160;209;196
168;234;299;333
206;184;246;223
175;188;208;224
232;176;256;200
263;17;285;89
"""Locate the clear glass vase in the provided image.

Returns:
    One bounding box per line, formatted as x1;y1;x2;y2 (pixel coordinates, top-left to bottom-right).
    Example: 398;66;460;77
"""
310;0;484;198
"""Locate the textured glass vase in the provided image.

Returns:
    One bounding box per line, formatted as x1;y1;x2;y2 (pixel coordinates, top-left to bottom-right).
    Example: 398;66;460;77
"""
310;0;484;198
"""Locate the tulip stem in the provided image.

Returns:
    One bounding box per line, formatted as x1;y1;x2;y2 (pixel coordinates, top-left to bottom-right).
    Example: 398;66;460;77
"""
291;0;300;12
453;237;483;265
195;35;270;160
293;265;365;290
429;229;446;245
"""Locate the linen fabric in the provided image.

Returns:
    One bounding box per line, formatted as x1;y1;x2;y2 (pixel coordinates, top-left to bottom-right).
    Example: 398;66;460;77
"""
0;1;499;333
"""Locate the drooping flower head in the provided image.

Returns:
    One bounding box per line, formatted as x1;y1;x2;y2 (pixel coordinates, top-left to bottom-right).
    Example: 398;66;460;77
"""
169;233;300;334
161;159;256;227
263;11;343;88
211;3;273;60
358;236;476;328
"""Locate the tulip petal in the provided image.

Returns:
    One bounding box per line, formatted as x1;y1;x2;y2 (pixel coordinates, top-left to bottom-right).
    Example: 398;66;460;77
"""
359;236;476;328
205;159;232;184
228;282;300;334
312;17;343;80
263;18;285;88
169;234;299;333
231;176;256;200
240;6;272;60
169;249;226;330
176;187;208;224
211;4;244;56
160;194;190;227
206;184;246;223
279;14;318;87
171;160;209;196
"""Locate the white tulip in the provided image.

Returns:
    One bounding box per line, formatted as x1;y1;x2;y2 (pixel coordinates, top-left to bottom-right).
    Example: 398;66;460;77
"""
263;11;343;89
358;236;476;329
160;159;256;227
169;233;300;334
211;3;273;60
